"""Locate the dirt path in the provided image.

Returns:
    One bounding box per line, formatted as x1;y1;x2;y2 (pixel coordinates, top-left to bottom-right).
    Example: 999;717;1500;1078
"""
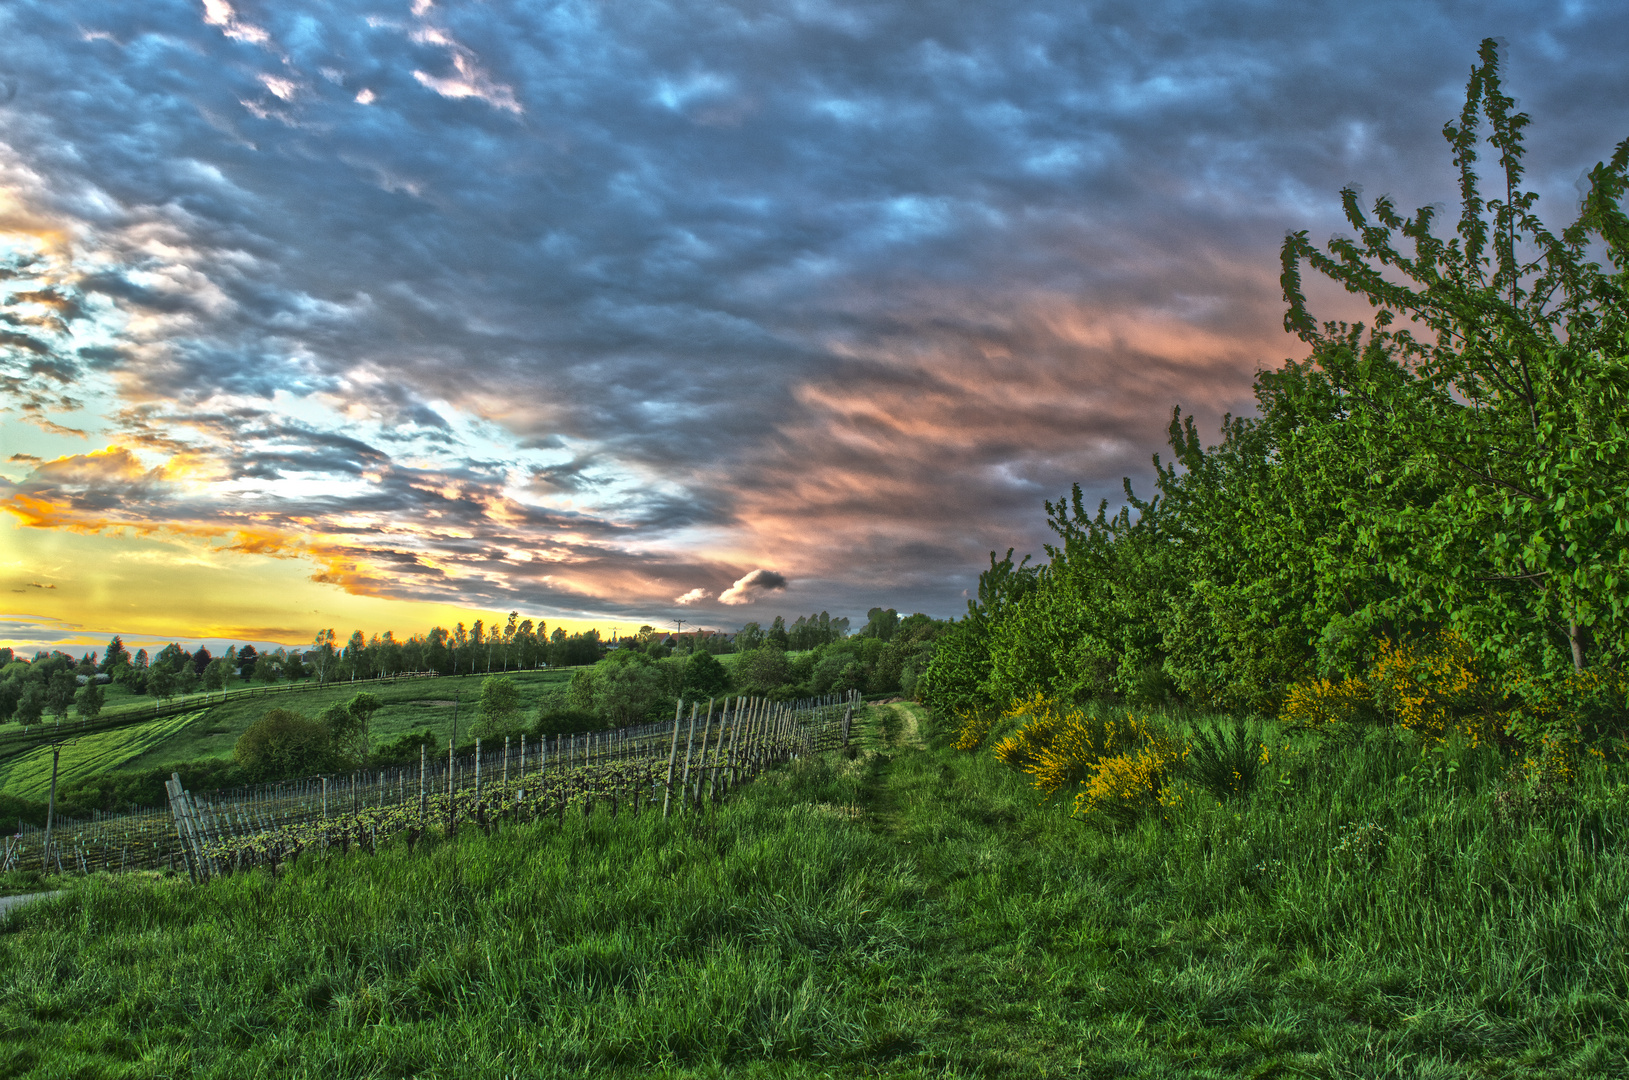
849;701;930;838
0;891;60;918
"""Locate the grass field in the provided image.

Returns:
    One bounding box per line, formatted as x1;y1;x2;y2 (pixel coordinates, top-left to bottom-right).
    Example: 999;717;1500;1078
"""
0;710;209;799
3;702;1626;1077
37;671;576;781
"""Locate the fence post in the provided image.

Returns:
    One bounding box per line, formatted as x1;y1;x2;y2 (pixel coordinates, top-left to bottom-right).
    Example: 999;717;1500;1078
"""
419;744;427;823
663;699;683;818
475;738;483;803
678;704;699;813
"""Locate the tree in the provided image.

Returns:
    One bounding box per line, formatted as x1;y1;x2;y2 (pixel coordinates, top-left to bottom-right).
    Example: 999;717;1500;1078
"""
767;616;790;650
474;676;525;739
46;669;76;720
341;692;383;759
235;709;339;781
100;636;128;674
736;622;764;651
237;644;259;682
736;647;791;695
189;646;212;676
344;631;368;680
1280;38;1629;680
311;629;337;683
681;651;731;699
253;653;281;684
16;681;45;724
203;657;234;691
147;665;178;702
75;680;105;719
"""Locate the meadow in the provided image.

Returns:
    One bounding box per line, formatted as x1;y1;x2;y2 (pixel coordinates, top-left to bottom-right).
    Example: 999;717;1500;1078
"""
2;702;1625;1077
0;671;574;802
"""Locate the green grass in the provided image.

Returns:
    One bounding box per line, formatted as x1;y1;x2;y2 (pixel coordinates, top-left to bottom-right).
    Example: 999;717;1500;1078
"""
0;711;208;799
94;671;574;776
3;704;1626;1077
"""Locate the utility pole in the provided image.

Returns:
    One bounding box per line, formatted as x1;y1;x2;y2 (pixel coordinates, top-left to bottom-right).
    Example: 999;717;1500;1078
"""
41;736;75;874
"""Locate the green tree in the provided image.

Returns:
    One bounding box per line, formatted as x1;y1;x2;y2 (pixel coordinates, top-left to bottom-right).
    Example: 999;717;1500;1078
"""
46;670;76;720
75;680;105;719
16;681;45;724
736;647;791;695
100;636;128;673
735;622;764;651
253;653;281;684
1280;38;1629;681
311;629;337;682
202;657;234;691
681;651;731;699
234;709;339;781
473;676;525;739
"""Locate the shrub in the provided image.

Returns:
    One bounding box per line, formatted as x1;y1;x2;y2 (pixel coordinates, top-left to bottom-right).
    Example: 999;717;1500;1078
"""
534;708;605;737
1182;718;1265;802
1073;723;1185;828
234;708;341;781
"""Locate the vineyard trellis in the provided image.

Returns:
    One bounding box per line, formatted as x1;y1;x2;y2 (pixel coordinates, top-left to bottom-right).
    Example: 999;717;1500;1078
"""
4;692;860;880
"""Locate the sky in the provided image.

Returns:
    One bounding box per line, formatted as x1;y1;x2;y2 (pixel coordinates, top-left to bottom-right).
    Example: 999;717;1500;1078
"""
1;0;1627;654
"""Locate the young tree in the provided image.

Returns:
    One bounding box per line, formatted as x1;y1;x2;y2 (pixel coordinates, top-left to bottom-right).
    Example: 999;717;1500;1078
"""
46;669;76;720
311;629;337;683
474;676;525;738
253;653;281;684
75;680;105;719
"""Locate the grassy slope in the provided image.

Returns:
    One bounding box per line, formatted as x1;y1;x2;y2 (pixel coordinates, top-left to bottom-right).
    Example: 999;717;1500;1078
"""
98;671;574;776
2;704;1626;1077
0;711;208;799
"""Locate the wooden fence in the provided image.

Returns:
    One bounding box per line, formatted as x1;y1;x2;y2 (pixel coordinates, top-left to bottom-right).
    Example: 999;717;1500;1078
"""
5;691;859;880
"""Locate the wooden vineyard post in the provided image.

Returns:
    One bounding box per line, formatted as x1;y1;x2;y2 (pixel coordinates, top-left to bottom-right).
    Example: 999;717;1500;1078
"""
164;773;201;882
692;700;714;809
706;699;727;805
419;744;428;824
842;695;853;747
447;739;456;837
321;776;329;821
678;704;699;814
663;699;683;818
724;697;742;793
475;738;483;803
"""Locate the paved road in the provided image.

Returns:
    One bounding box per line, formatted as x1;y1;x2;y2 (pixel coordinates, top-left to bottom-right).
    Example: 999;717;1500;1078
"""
0;891;60;917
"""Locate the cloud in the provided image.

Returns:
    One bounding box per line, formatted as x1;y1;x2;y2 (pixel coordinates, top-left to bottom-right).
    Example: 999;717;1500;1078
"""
718;569;788;606
1;0;1626;628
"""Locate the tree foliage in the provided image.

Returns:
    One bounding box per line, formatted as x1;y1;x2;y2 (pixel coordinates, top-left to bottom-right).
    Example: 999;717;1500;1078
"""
920;41;1629;733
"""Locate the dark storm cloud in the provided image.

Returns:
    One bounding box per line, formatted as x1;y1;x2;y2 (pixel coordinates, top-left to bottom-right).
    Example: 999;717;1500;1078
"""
2;0;1626;621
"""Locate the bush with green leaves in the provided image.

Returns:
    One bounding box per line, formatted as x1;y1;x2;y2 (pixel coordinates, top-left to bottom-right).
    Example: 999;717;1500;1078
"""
234;708;342;782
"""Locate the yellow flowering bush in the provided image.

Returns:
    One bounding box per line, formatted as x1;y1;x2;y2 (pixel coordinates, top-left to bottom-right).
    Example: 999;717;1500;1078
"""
953;707;1000;751
992;693;1148;795
1280;676;1375;728
1279;631;1510;745
1073;723;1185;827
1369;632;1507;744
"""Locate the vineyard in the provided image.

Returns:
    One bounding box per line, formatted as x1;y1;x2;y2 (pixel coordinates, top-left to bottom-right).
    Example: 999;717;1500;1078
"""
7;693;857;879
